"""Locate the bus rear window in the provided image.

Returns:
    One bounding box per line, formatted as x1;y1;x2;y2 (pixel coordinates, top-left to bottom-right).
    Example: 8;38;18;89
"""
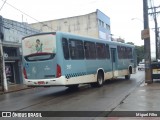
22;33;56;57
24;53;55;61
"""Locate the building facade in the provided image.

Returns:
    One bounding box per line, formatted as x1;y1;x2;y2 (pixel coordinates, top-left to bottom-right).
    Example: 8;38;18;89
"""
31;9;111;41
0;16;39;86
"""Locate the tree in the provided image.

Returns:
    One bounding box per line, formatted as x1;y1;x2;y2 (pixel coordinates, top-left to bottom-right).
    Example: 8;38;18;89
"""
126;42;134;45
135;45;144;63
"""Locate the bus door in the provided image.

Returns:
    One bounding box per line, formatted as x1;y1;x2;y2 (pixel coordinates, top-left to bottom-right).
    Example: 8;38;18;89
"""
110;48;118;77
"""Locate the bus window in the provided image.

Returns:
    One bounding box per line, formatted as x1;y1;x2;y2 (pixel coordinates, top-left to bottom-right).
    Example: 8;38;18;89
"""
118;46;133;59
69;39;84;60
117;46;121;59
118;46;125;59
106;44;110;59
24;53;55;61
22;34;56;61
62;38;70;60
96;43;107;59
128;47;133;59
111;48;116;62
84;41;96;59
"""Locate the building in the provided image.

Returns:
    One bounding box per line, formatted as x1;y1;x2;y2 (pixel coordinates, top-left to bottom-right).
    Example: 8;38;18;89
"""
30;9;111;41
112;37;125;43
0;16;39;87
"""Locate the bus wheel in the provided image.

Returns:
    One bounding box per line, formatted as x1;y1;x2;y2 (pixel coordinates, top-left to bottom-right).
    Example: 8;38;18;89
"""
91;72;104;87
125;74;131;80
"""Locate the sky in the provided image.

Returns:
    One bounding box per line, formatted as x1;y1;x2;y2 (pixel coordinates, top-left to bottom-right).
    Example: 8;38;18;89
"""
0;0;160;48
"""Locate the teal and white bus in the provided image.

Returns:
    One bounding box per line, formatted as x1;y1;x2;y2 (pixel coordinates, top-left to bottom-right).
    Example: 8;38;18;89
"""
22;32;136;88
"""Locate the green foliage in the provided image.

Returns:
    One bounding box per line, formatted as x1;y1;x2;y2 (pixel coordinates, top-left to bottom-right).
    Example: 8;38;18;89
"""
135;45;144;63
126;42;144;64
126;42;134;45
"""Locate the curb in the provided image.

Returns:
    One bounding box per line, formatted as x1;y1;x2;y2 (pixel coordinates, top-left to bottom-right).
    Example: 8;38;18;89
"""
0;86;32;95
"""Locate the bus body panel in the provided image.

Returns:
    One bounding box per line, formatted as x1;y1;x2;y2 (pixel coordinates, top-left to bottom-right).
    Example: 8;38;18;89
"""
56;32;87;80
24;59;56;79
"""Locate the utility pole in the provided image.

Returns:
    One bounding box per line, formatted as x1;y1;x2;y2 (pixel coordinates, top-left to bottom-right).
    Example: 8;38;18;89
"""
0;44;3;90
143;0;152;83
0;43;8;91
0;16;8;91
149;6;160;60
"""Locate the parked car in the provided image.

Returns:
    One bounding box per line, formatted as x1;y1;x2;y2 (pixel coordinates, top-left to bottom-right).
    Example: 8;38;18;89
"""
138;62;145;70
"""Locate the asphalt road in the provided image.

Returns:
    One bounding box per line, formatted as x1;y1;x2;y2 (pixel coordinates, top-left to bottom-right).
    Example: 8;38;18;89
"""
0;70;145;120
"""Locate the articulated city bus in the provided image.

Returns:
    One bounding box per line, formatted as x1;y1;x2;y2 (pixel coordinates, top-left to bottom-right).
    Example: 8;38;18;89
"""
22;32;136;88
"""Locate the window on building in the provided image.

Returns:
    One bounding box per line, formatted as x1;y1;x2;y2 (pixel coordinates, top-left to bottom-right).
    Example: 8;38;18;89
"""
98;19;101;26
102;21;104;28
105;24;110;30
98;19;104;27
99;19;110;31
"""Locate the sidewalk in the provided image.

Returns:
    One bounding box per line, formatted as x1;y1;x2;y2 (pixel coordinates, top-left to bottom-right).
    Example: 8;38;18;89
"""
114;80;160;111
0;84;30;95
98;80;160;120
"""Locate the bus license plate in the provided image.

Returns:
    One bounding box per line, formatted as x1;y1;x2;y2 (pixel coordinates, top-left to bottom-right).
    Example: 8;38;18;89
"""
38;81;45;85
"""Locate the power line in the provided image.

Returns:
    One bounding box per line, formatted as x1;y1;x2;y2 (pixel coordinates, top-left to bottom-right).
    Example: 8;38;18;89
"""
149;0;154;17
0;0;7;12
0;0;55;31
148;0;160;59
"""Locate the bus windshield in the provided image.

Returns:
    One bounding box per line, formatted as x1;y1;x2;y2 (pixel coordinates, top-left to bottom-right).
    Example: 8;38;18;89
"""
22;33;56;61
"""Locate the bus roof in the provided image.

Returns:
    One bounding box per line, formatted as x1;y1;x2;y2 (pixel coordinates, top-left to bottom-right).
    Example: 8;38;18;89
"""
22;31;135;48
22;32;56;40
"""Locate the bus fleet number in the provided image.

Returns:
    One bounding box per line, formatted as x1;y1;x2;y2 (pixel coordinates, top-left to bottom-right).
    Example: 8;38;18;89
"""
67;65;71;70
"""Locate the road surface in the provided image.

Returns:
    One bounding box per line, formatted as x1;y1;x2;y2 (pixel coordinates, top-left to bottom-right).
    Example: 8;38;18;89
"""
0;70;144;120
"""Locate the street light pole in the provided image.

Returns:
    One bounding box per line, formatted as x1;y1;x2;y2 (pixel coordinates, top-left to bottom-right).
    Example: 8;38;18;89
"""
143;0;152;83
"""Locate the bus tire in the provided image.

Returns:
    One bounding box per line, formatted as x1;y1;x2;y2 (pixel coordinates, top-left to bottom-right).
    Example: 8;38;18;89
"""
91;72;104;87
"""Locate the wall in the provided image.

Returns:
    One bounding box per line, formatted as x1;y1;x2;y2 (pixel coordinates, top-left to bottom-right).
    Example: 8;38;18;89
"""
31;10;111;41
31;11;100;38
96;9;111;41
3;18;39;43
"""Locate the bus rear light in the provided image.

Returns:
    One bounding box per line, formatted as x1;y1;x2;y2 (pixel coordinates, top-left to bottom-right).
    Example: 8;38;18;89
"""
23;67;28;79
56;64;61;78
